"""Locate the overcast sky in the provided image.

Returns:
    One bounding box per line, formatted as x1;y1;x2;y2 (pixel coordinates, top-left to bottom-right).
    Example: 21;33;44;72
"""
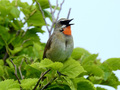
18;0;120;89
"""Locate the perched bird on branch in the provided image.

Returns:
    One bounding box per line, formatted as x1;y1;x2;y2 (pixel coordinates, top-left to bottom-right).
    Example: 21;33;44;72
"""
43;18;74;62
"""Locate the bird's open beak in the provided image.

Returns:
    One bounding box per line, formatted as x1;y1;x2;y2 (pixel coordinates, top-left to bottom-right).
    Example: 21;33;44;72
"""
60;18;74;26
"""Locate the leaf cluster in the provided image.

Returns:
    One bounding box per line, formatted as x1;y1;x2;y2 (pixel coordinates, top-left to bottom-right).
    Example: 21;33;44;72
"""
0;0;120;90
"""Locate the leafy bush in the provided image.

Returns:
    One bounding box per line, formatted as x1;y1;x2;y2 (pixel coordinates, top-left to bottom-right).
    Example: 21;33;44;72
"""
0;0;120;90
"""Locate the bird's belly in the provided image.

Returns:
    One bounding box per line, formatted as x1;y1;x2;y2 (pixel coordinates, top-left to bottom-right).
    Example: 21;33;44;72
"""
46;42;73;62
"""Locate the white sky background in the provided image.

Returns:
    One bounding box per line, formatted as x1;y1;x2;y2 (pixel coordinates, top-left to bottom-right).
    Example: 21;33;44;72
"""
11;0;120;89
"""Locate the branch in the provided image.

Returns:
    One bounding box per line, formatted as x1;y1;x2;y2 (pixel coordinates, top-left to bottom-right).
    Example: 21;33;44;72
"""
3;51;9;65
18;58;24;79
33;69;51;90
48;0;54;22
49;0;65;34
35;0;50;34
10;59;22;90
41;77;57;90
67;8;71;19
52;0;58;15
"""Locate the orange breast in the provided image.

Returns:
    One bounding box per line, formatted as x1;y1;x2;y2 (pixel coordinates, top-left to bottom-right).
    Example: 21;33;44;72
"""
63;26;71;35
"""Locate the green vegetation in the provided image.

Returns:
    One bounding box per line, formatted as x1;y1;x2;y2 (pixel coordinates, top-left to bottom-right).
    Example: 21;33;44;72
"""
0;0;120;90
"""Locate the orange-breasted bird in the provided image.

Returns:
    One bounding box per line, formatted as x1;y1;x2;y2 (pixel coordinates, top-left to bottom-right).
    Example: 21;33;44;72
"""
43;18;74;62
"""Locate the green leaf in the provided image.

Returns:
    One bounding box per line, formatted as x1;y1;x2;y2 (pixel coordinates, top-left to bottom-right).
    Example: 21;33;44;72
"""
96;87;107;90
27;11;45;26
36;0;49;9
77;80;96;90
0;59;4;66
10;7;20;18
33;42;43;60
101;73;119;89
0;25;10;43
9;46;23;55
21;78;38;89
82;54;98;65
0;79;20;90
83;65;104;77
64;77;77;90
0;65;4;76
71;47;91;60
103;58;120;70
89;76;103;84
29;27;45;33
60;58;85;78
39;59;63;70
100;63;112;81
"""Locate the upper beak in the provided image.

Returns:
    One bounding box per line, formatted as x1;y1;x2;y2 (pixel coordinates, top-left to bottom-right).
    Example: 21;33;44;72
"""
60;18;74;26
67;18;74;26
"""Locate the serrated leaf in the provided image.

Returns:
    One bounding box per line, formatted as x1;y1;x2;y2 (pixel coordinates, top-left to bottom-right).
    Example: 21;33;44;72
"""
77;80;96;90
21;78;38;89
100;63;112;81
83;65;104;77
0;79;20;90
60;58;85;78
64;77;77;90
101;73;119;89
104;58;120;70
82;54;98;65
71;47;91;60
39;59;63;70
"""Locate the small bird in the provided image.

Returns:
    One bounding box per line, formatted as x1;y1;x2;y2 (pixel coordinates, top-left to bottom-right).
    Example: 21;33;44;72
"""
43;18;74;62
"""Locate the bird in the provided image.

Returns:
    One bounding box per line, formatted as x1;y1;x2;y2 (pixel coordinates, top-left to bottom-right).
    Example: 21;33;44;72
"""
43;18;74;62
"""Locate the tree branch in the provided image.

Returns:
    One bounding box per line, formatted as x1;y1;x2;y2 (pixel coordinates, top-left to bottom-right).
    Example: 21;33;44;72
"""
67;8;71;19
18;58;24;79
35;0;50;35
33;69;51;90
48;0;54;22
49;0;65;35
10;59;22;90
41;76;57;90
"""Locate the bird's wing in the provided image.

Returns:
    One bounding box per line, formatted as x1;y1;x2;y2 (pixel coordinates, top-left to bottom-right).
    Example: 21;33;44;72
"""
43;34;53;59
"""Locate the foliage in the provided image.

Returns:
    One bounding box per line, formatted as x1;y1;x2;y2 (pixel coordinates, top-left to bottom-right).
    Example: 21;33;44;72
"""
0;0;120;90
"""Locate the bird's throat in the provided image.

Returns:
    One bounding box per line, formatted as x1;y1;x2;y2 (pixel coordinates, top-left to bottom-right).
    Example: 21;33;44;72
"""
63;26;71;35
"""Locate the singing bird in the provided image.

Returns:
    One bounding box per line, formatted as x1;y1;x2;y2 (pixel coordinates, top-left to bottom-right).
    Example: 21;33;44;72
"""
43;18;74;62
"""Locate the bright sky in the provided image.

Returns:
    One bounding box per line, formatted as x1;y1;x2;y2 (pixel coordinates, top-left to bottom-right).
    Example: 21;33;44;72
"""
15;0;120;89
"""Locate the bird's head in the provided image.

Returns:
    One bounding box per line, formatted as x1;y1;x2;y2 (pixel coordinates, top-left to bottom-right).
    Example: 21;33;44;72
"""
54;18;74;35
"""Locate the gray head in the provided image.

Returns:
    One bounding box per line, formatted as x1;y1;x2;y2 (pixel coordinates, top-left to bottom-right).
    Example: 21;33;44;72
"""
54;18;74;31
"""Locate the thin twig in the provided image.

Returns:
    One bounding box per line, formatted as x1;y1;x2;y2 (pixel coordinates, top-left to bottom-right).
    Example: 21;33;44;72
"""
48;0;54;22
41;77;57;90
3;51;9;65
49;0;65;34
52;0;58;15
10;59;22;90
18;58;24;79
67;8;71;19
33;69;51;90
35;0;50;34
